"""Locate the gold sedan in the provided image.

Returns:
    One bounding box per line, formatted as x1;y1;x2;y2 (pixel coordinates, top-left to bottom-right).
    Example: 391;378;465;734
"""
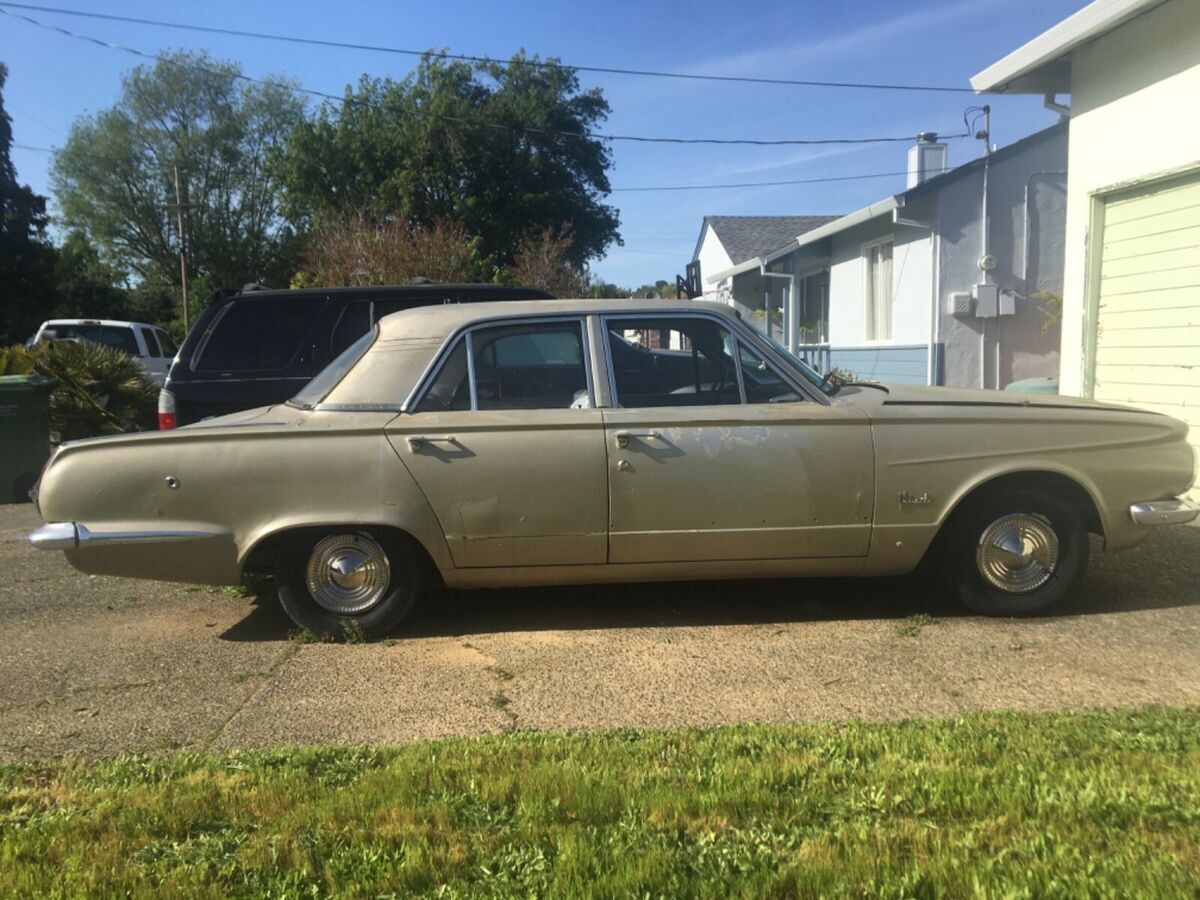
29;300;1199;638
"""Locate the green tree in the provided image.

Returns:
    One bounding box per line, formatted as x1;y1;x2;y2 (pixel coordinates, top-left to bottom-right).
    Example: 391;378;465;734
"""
49;231;129;321
0;61;57;344
51;50;306;298
282;52;620;270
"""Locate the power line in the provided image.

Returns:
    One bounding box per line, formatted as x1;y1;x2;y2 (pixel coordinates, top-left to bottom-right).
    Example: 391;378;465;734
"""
0;8;971;148
0;1;977;94
613;170;913;192
9;144;928;197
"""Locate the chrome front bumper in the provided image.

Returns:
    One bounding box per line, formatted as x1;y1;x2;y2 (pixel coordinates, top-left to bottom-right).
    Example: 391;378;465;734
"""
1130;499;1200;526
28;522;221;549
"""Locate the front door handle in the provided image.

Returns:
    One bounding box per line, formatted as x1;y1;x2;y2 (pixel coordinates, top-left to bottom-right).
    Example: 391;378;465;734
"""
406;435;458;454
615;430;661;449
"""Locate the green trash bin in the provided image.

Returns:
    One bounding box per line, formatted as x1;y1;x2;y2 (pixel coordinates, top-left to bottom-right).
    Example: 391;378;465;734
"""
1004;376;1059;394
0;374;55;503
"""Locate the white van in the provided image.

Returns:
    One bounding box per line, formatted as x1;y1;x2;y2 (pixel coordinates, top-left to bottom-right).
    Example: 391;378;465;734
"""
30;319;178;385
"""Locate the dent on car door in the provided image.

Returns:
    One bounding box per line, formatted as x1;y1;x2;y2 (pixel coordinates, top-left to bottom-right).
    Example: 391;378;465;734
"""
385;318;609;568
601;315;874;563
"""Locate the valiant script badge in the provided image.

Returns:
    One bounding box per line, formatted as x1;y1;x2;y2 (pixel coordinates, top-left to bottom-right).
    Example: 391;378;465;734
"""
898;491;933;506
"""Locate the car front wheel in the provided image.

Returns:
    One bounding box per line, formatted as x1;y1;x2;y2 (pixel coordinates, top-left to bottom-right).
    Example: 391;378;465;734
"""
940;490;1088;616
276;530;420;639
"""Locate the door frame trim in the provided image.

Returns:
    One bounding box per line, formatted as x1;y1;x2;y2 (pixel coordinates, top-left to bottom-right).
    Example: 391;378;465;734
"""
598;310;828;408
403;315;596;413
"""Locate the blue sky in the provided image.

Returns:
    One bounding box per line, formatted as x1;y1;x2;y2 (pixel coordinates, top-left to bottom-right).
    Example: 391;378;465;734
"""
2;0;1085;287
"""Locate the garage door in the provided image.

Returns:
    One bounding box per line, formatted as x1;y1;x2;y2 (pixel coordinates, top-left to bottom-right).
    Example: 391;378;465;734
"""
1091;169;1200;500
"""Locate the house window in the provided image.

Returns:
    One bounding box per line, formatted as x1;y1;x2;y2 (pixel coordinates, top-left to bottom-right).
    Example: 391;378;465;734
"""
864;239;893;341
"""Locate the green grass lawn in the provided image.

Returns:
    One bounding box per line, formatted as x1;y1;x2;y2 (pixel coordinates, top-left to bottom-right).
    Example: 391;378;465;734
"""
2;707;1198;898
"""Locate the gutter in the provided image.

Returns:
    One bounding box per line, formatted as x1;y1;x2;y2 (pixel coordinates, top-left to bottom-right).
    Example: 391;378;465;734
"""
794;197;901;250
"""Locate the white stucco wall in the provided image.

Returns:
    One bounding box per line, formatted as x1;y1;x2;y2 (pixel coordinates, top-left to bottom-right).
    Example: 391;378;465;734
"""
1058;0;1200;395
693;225;735;300
826;217;931;347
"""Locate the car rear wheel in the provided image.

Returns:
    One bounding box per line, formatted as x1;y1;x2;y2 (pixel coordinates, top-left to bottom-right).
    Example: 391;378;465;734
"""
939;490;1088;616
276;530;420;640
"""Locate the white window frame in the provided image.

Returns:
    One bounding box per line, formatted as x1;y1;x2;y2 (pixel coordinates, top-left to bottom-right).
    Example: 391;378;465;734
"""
862;237;894;343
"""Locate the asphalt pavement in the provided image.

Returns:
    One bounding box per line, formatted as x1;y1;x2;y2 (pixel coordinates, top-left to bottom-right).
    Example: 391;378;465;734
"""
2;502;1198;760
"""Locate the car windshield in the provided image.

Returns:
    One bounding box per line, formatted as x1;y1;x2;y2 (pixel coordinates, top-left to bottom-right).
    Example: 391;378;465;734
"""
753;328;840;396
289;328;377;409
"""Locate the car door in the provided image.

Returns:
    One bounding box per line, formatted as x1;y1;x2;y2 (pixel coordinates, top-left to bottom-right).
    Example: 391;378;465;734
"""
385;316;608;569
601;313;874;563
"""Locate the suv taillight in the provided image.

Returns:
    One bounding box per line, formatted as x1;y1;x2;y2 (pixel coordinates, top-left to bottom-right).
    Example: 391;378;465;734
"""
158;388;177;430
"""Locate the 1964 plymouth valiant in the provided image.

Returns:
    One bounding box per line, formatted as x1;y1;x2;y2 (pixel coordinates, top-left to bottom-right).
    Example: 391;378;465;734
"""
28;299;1198;638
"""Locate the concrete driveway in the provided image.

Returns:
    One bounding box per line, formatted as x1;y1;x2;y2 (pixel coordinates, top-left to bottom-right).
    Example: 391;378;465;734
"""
2;502;1198;760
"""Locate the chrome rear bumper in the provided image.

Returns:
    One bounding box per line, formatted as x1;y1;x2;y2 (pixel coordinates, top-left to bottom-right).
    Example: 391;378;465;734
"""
28;522;221;549
1130;499;1200;526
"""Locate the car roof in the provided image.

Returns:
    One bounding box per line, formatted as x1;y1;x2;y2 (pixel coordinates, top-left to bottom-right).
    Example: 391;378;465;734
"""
222;283;553;302
40;319;161;329
375;298;737;341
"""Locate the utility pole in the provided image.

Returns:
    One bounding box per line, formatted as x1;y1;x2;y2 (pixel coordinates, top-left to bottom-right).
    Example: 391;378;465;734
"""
162;165;197;331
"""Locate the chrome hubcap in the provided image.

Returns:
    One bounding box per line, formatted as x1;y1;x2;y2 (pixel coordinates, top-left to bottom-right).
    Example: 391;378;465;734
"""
305;534;390;615
976;513;1060;594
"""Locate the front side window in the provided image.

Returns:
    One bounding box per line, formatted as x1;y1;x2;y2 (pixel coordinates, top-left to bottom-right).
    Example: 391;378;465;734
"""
864;240;893;341
416;320;590;412
738;343;801;404
606;317;741;408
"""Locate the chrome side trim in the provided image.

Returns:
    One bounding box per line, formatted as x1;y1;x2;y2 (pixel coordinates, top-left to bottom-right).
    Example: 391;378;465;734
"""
312;402;403;413
28;522;223;550
1130;499;1199;526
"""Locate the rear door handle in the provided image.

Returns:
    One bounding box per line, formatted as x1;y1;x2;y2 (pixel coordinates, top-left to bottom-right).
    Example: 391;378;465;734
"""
406;435;458;453
614;430;661;449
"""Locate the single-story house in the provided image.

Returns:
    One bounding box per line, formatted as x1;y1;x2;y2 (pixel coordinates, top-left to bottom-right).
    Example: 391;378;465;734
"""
972;0;1199;497
687;215;837;310
711;124;1068;388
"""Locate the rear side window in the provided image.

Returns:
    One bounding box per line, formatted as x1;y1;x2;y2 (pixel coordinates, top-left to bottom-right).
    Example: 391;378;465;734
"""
140;327;163;357
157;330;178;356
415;321;590;412
194;297;325;372
330;301;372;356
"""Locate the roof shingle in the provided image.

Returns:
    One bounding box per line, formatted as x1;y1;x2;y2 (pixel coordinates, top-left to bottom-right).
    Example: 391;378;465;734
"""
702;215;839;264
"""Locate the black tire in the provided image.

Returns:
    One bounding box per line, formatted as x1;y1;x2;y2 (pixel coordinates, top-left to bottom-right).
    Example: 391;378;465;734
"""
275;529;421;640
938;489;1088;616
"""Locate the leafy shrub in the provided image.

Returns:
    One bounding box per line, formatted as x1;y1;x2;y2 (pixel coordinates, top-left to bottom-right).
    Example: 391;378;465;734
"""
0;346;35;375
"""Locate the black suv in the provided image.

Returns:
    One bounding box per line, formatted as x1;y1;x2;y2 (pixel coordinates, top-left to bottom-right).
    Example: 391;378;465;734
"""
159;283;554;428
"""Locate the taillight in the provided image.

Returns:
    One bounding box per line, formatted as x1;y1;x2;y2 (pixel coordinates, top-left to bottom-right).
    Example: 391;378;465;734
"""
158;388;177;430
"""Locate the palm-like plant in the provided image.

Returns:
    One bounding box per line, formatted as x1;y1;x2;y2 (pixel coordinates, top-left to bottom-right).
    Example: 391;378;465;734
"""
26;341;158;440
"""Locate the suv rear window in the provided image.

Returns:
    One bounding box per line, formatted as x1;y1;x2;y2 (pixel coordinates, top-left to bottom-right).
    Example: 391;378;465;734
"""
194;297;325;372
